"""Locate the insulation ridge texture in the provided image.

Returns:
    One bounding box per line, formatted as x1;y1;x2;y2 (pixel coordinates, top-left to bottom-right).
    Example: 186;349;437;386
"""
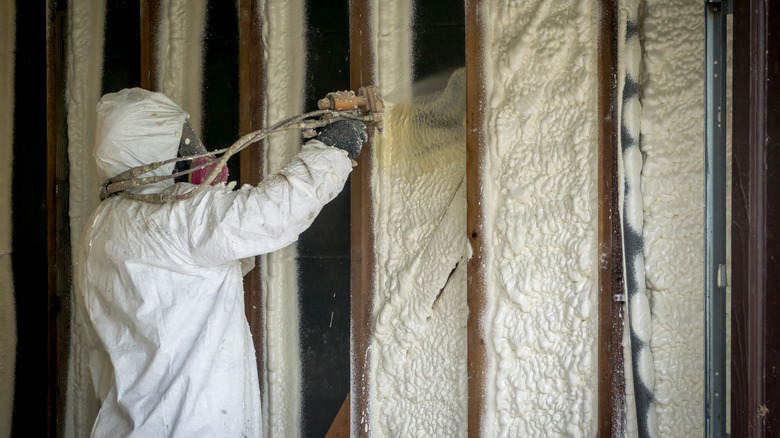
482;1;599;436
371;69;470;437
641;0;705;435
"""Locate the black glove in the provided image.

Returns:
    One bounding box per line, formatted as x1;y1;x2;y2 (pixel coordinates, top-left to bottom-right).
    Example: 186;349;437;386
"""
316;120;368;160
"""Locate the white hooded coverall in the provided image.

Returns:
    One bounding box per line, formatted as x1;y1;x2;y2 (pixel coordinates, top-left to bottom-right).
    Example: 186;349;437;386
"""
75;88;353;437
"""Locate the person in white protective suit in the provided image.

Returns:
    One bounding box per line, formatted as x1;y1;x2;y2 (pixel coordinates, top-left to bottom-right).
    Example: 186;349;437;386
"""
75;88;366;437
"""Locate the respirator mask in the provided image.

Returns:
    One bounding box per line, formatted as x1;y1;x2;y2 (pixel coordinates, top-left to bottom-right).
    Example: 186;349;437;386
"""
175;119;229;185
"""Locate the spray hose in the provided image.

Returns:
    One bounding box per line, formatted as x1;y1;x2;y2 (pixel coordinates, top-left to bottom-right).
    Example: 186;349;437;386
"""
100;86;384;204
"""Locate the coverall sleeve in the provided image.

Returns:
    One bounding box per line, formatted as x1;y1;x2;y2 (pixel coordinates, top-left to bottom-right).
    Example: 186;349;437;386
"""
185;140;353;266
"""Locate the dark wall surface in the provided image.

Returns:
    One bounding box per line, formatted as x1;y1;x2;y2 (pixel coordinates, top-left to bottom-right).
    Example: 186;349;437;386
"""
299;2;352;436
12;1;48;435
413;1;465;83
201;0;240;182
102;0;141;94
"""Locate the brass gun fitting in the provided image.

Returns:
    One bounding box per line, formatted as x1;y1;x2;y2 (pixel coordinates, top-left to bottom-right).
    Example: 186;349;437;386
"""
317;85;385;128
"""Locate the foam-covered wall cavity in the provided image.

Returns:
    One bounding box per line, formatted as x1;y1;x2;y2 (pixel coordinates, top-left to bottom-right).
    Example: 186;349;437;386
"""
0;2;16;435
66;0;105;273
370;70;469;436
368;2;468;435
641;2;705;435
57;0;726;435
480;1;599;435
259;1;306;436
65;1;106;436
372;1;413;104
157;0;205;133
618;2;733;435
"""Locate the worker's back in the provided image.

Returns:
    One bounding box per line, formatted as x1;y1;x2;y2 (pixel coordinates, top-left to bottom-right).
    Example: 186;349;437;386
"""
75;87;360;437
79;184;261;437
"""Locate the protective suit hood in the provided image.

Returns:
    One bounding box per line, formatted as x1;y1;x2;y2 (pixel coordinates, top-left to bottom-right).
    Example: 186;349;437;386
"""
95;88;188;192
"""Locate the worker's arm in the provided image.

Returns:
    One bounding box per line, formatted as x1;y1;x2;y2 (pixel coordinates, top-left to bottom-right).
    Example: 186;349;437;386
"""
185;121;365;265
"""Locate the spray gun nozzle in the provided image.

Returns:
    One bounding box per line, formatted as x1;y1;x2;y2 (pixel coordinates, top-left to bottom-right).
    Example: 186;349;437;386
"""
317;85;385;132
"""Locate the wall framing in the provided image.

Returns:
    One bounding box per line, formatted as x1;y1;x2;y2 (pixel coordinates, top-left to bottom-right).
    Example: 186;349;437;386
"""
596;0;627;436
348;1;375;436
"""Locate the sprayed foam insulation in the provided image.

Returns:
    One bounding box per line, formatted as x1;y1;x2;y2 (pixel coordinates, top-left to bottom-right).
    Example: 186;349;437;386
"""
479;0;600;435
157;0;205;134
64;1;107;436
0;2;16;435
641;2;706;435
258;1;306;436
371;1;413;104
367;2;468;435
369;71;470;436
55;0;729;436
364;0;722;436
617;1;733;436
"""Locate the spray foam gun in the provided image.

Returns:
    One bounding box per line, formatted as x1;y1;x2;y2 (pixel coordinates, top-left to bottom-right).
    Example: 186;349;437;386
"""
99;85;384;204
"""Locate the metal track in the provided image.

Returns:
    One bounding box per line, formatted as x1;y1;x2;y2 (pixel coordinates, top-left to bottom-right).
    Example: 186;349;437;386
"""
704;1;730;437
